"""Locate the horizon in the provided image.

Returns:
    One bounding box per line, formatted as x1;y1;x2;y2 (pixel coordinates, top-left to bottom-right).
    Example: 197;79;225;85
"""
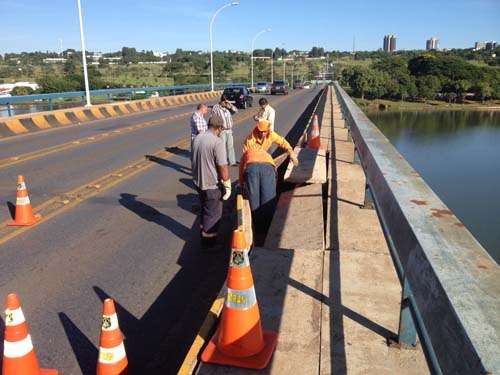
1;0;499;54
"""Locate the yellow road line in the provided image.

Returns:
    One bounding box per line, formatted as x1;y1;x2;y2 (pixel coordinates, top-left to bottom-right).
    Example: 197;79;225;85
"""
0;91;300;246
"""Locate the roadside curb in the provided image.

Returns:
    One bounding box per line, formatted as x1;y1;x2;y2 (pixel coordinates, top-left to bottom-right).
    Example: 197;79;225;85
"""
0;90;222;138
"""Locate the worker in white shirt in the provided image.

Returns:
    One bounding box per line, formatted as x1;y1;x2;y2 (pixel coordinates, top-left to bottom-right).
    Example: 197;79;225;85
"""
254;97;276;132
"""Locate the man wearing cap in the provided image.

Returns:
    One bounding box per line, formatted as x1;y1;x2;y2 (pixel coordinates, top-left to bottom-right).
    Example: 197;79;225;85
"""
239;119;298;236
192;114;232;248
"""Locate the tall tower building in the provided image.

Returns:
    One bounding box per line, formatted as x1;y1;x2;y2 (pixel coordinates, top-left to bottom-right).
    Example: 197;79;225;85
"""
426;37;439;51
383;35;397;52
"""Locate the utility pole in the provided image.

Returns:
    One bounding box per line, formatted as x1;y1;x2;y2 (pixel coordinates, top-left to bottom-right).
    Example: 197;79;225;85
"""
76;0;91;107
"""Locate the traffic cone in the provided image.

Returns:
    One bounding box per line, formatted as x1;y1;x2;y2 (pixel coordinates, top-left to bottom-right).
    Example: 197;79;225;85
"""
8;175;41;226
201;229;278;370
307;114;321;150
2;293;58;375
96;299;128;375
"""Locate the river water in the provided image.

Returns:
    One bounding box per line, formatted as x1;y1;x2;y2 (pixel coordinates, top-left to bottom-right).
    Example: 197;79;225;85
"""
368;110;500;264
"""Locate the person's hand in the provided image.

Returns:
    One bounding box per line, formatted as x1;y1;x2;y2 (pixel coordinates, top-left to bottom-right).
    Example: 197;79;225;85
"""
222;179;232;200
289;151;299;167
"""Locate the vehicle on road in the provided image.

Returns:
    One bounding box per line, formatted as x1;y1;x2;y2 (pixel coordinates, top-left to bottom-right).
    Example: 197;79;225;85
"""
303;81;311;89
271;80;288;95
222;86;253;109
255;82;269;94
293;80;303;89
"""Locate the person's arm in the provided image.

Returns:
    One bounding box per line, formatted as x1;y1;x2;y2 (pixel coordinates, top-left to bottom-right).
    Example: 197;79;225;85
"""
271;132;299;166
271;132;293;153
215;139;231;199
268;107;276;129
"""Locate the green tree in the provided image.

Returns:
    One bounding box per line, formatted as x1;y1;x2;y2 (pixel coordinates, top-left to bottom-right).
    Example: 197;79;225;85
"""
11;86;34;96
416;75;441;100
472;80;493;103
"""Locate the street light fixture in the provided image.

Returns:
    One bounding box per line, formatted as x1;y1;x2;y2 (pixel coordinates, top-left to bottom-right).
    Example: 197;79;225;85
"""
251;28;271;89
209;1;239;92
76;0;91;107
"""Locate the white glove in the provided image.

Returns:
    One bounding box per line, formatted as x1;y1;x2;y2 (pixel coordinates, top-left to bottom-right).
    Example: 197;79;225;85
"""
289;151;299;167
222;179;232;200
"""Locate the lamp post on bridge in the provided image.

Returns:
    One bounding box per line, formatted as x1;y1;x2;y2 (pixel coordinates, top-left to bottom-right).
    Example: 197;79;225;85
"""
209;1;239;92
250;28;271;90
76;0;91;107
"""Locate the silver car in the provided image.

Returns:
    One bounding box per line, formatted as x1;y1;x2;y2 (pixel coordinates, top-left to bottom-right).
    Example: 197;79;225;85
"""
256;82;269;93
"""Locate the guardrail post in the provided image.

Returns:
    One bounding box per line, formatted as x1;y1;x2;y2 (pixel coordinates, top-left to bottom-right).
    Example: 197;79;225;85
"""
7;103;12;117
107;93;112;103
397;277;418;347
48;98;53;111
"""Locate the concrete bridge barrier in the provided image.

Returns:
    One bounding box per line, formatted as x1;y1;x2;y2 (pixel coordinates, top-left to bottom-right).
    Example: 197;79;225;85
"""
0;90;222;138
333;81;500;374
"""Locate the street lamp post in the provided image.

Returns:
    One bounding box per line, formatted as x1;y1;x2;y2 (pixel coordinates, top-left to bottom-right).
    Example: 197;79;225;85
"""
209;2;239;92
251;28;271;89
76;0;91;107
271;52;273;83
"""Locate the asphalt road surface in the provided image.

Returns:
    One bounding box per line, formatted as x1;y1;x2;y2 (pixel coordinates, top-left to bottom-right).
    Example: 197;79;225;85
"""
0;88;321;374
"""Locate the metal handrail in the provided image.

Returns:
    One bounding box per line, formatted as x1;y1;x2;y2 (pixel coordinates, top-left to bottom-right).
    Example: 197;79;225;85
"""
333;82;500;374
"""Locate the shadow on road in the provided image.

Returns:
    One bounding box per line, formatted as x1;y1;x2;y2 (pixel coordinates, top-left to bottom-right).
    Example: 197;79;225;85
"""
165;146;191;159
145;154;191;176
59;313;98;375
118;193;191;241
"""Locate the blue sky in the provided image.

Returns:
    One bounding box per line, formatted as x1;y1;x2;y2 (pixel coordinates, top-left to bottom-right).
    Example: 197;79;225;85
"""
1;0;499;54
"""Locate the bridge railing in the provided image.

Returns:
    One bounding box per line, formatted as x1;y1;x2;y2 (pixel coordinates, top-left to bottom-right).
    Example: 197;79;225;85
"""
333;82;499;374
0;82;249;116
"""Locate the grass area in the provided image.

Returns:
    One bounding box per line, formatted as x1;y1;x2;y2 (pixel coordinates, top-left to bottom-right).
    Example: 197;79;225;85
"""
354;97;500;112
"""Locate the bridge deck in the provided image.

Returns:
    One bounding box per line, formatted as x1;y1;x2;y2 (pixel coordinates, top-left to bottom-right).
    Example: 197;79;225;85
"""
197;87;429;374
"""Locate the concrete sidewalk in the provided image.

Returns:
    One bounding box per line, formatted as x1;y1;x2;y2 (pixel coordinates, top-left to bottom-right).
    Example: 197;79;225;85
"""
195;87;429;374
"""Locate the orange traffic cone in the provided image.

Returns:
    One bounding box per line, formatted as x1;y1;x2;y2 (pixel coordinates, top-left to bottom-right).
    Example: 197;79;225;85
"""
307;114;321;150
201;229;278;370
2;293;58;375
96;299;128;375
8;175;41;226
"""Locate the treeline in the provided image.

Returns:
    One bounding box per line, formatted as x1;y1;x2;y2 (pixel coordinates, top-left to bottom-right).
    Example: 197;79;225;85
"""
340;53;500;102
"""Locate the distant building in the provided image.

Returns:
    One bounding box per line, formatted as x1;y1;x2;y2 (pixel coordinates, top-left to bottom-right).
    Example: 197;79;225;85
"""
0;81;39;94
475;41;497;51
485;41;497;51
43;57;67;64
426;37;439;51
383;35;397;52
153;51;168;59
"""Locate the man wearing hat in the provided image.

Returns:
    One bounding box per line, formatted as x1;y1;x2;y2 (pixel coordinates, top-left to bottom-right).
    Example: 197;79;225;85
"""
192;114;232;249
239;119;298;237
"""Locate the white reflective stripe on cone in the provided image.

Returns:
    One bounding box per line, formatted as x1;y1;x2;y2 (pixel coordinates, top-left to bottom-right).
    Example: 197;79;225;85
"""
226;286;257;310
5;307;26;326
3;335;34;358
16;196;30;205
99;342;126;364
101;313;119;331
17;182;26;191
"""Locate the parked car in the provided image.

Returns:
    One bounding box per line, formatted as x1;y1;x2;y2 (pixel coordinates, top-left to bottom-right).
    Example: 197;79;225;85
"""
222;86;253;109
293;80;304;89
303;81;311;89
271;80;288;95
255;81;269;94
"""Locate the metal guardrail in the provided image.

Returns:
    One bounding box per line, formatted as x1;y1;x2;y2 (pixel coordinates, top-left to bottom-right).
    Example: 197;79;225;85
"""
333;82;500;374
0;82;249;116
